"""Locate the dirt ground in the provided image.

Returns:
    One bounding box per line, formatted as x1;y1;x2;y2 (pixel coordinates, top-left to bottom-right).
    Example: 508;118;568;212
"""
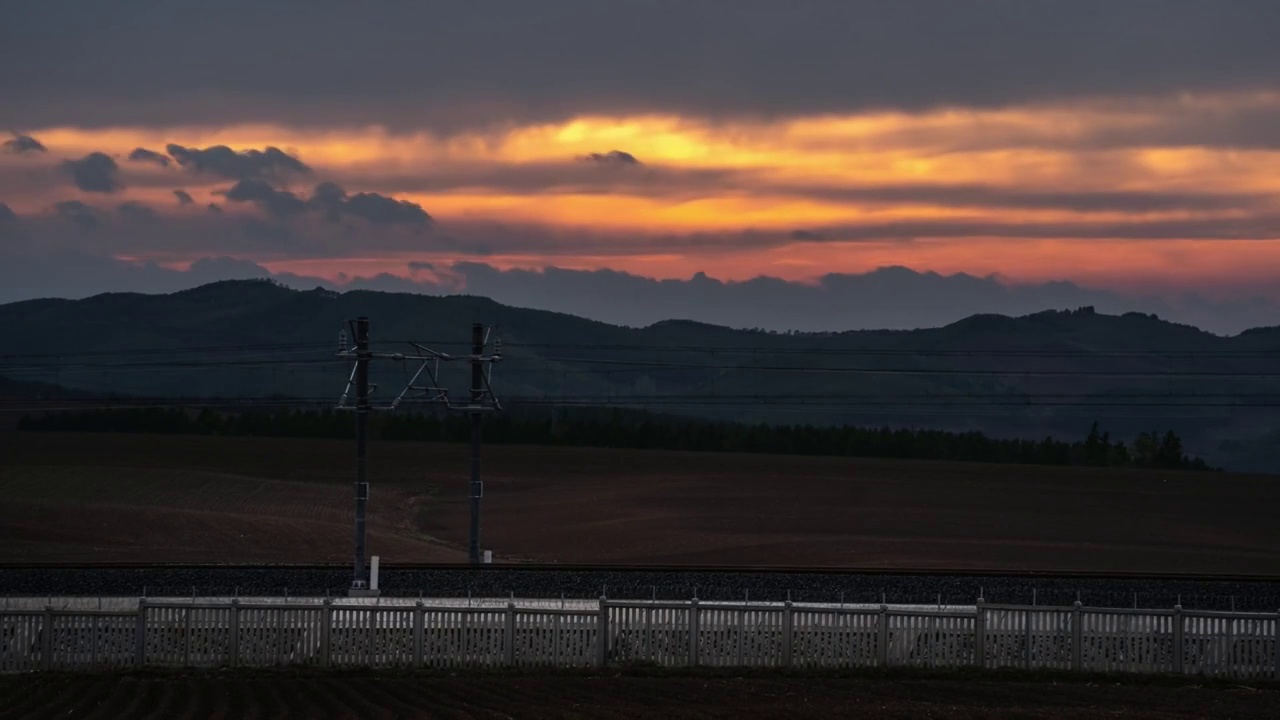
0;669;1276;719
2;432;1279;572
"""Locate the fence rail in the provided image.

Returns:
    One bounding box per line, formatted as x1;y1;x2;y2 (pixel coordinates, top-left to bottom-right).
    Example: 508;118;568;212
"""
1;598;1276;677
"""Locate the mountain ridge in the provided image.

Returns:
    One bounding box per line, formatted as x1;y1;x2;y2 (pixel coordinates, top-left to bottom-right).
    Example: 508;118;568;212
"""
3;280;1279;471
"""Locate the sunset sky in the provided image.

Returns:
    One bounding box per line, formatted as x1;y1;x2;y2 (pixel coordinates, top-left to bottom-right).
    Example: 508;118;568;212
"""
4;1;1280;321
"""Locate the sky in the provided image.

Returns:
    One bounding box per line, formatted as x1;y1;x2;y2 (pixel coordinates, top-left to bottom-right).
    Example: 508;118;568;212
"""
4;0;1280;332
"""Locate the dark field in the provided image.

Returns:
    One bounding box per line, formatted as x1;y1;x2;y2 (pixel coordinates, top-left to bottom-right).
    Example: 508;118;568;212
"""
2;433;1279;573
0;670;1277;720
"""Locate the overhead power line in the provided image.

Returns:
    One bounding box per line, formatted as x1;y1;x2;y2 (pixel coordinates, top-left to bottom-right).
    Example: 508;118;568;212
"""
4;392;1280;412
6;353;1280;378
0;341;334;361
482;341;1280;359
5;338;1280;363
536;356;1280;378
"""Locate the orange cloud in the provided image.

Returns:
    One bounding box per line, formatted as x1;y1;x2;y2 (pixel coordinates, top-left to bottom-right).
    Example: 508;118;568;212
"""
11;91;1280;296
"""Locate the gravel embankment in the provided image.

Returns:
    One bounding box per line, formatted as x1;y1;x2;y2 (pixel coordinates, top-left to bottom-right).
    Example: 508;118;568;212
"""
2;567;1278;611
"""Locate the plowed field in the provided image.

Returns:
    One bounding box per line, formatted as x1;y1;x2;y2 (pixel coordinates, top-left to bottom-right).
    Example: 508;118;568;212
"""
0;670;1276;719
3;432;1279;572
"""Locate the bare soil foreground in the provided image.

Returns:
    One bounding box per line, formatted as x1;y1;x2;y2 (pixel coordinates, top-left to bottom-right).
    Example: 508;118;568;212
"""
0;669;1276;720
3;433;1279;573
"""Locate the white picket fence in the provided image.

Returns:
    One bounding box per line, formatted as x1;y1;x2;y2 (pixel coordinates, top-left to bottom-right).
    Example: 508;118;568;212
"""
1;599;1276;677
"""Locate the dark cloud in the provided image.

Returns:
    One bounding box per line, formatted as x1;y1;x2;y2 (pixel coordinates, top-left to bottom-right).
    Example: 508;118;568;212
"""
4;2;1280;133
343;192;430;225
60;152;123;193
116;201;156;222
206;203;223;214
351;162;735;199
787;216;1280;245
217;179;307;217
167;144;311;180
306;182;431;225
54;200;101;229
2;133;46;154
240;218;292;242
307;181;347;221
221;178;428;227
433;213;1280;259
791;185;1270;214
127;147;171;167
581;150;640;166
0;203;15;222
348;162;1270;215
173;189;194;205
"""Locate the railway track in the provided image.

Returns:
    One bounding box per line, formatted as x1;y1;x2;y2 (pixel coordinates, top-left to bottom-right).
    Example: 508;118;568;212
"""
1;562;1278;584
3;563;1279;611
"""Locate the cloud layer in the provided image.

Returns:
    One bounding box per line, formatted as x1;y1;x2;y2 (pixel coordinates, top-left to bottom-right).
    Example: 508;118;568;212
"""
3;2;1280;321
5;2;1280;130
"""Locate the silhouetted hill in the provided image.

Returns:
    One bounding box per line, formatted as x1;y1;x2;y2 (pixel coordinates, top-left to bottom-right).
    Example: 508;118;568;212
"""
2;280;1278;470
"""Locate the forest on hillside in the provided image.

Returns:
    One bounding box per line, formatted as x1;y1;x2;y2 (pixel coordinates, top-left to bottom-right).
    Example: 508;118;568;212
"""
19;407;1214;471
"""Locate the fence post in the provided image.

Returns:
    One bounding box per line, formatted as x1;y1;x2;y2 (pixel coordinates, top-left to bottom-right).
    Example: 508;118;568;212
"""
413;601;424;668
229;599;240;668
183;607;193;668
134;598;147;668
42;606;54;671
320;598;332;668
597;597;610;668
1225;612;1235;678
505;602;516;667
1273;609;1279;681
689;598;700;667
365;608;375;668
782;600;794;667
1172;605;1184;675
1274;610;1279;681
279;608;288;667
1071;601;1083;672
974;597;986;668
877;604;889;667
1022;609;1033;670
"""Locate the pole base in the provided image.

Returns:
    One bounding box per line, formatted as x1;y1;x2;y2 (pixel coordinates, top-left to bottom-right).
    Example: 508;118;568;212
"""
348;588;381;598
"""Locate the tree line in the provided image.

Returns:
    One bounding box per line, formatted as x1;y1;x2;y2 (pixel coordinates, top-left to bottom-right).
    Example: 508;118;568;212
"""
17;406;1214;471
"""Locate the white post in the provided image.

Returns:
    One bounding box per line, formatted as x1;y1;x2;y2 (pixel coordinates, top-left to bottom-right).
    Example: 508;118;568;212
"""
370;556;380;591
230;599;240;667
877;604;889;667
974;597;986;668
597;597;610;667
782;601;794;666
1172;605;1184;675
135;598;147;668
42;606;54;671
689;598;700;667
413;601;424;668
1273;609;1279;681
505;602;517;666
320;599;332;668
483;550;493;564
1071;602;1083;672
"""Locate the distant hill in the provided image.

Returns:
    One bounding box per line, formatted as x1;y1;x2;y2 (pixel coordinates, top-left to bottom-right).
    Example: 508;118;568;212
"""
2;279;1279;471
